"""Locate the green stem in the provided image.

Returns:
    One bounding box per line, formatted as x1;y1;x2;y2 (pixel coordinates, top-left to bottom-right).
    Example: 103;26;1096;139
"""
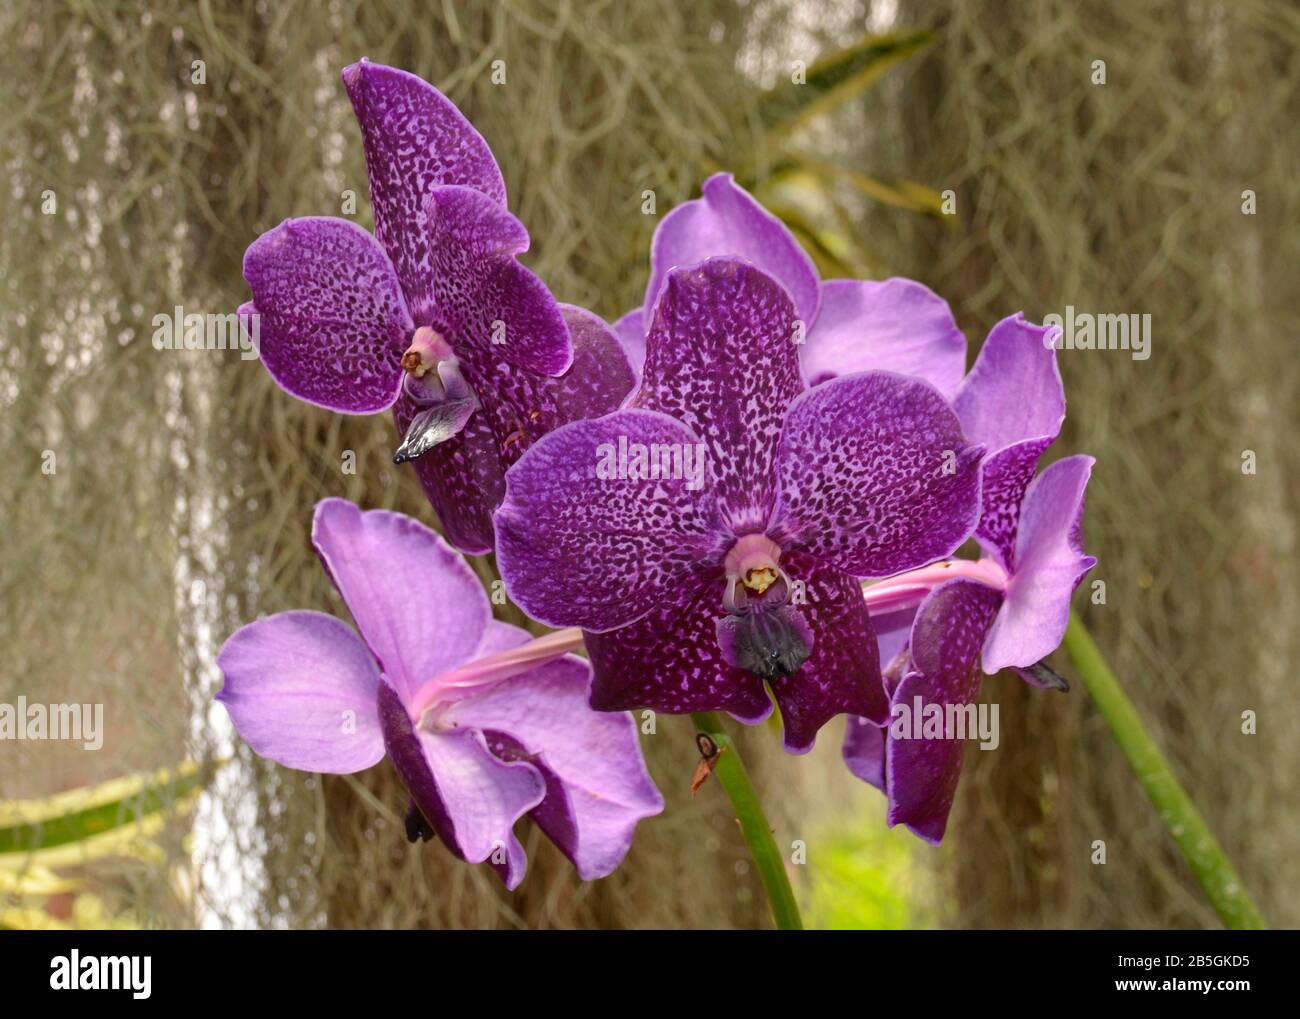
690;711;803;930
1062;611;1266;929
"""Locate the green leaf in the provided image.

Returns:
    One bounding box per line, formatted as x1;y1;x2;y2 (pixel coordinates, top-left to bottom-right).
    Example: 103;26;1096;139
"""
753;166;883;277
0;761;203;859
792;155;950;217
0;863;77;896
760;27;935;141
1062;614;1267;929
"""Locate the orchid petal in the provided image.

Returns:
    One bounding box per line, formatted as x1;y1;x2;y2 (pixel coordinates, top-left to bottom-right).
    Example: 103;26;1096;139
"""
842;717;886;791
842;648;909;790
469;302;634;467
885;579;1002;843
802;278;966;395
955;314;1065;566
767;551;889;753
645;173;821;331
870;603;919;672
633;258;805;532
584;573;774;723
241;217;412;413
394;401;504;556
982;455;1096;673
342;60;506;308
971;438;1054;571
611;307;646;378
773;371;984;577
216;610;385;774
412;185;571;376
538;305;636;425
495;410;724;631
311;498;491;701
954;314;1064;454
378;680;543;890
446;623;663;880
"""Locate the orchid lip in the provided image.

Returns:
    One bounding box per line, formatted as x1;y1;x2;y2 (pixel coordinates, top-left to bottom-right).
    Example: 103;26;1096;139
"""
392;357;480;465
717;603;813;679
392;391;478;464
716;533;812;678
1015;659;1070;692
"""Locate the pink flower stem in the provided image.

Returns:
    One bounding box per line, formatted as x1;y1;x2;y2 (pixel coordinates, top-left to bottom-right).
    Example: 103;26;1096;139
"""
407;627;584;719
861;557;1008;613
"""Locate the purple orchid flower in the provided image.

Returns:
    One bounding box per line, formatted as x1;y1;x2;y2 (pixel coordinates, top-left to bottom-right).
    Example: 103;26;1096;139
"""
613;172;968;395
842;315;1096;842
216;498;663;888
239;61;633;553
493;256;985;753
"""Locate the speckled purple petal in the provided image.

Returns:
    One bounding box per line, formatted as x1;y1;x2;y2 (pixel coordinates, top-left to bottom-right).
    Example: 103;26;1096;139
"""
801;278;967;394
242;217;412;413
342;60;505;309
311;498;491;701
394;400;505;555
398;306;633;555
955;314;1065;566
773;371;984;578
972;438;1054;571
495;410;725;631
378;679;543;890
535;305;636;426
216;610;385;774
584;572;774;723
611;307;646;378
467;302;634;464
886;578;1002;843
446;623;663;880
410;184;571;376
633;258;804;532
768;550;890;753
646;173;821;331
982;455;1096;673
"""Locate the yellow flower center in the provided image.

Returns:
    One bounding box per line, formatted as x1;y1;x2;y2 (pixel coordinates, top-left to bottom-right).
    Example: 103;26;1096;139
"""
743;566;778;595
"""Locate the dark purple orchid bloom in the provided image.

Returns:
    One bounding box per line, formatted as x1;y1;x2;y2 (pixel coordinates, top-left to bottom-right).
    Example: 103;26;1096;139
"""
216;498;662;888
239;61;632;553
613;173;967;395
843;316;1096;842
493;256;985;752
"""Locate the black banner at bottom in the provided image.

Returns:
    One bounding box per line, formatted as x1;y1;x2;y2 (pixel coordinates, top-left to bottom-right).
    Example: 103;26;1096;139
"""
0;929;1288;1006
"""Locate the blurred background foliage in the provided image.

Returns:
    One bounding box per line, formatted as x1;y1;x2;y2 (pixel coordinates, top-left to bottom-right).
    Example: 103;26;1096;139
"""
0;0;1295;929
